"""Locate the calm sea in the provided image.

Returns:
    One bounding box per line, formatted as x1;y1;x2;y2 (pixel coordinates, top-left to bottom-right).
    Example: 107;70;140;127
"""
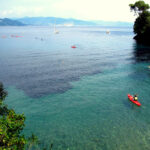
0;26;150;150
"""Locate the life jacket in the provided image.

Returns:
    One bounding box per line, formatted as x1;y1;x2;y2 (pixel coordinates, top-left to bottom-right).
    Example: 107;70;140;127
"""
134;96;138;101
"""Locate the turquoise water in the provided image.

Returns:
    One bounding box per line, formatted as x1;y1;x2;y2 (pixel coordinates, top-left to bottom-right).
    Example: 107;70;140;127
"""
0;26;150;150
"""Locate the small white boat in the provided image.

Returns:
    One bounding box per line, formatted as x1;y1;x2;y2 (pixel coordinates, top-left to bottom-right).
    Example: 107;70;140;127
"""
106;30;110;34
54;24;59;34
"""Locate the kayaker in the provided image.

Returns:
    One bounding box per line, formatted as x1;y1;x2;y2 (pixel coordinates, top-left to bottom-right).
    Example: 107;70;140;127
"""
134;94;138;101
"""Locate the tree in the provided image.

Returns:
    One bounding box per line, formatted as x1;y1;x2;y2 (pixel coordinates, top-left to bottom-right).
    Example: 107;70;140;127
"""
0;82;7;102
129;1;150;14
0;110;26;149
0;82;9;116
0;82;26;149
0;82;53;150
129;0;150;45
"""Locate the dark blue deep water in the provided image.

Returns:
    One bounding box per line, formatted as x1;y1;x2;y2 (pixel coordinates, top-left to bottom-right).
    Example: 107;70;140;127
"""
0;26;150;150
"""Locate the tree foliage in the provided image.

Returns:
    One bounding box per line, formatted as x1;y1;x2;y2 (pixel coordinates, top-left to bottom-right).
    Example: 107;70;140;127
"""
0;110;26;149
129;1;150;14
0;82;26;150
0;82;7;102
129;0;150;45
0;82;53;150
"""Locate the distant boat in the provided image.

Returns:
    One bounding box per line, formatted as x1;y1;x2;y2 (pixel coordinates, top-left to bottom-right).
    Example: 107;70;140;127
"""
1;35;6;38
54;24;59;34
71;45;77;48
106;30;110;34
11;35;22;38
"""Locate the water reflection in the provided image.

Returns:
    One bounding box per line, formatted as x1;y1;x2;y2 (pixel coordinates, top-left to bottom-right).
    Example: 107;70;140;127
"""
133;43;150;62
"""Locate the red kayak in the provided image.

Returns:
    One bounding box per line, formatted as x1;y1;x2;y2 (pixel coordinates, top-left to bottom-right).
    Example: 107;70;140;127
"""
71;45;76;48
128;94;141;106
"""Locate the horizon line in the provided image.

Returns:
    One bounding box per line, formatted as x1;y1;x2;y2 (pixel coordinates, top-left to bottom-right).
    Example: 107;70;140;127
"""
0;16;134;23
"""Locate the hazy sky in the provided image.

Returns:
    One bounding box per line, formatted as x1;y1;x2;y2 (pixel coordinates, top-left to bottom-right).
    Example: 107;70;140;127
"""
0;0;150;22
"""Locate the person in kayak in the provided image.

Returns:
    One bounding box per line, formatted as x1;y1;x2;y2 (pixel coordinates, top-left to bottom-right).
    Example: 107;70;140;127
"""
134;94;138;101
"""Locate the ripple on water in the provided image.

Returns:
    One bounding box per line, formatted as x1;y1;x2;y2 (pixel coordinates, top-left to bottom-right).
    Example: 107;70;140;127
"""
1;26;150;150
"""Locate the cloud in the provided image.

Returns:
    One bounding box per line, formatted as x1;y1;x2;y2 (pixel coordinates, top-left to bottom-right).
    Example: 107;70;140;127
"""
0;6;44;18
0;0;150;21
52;0;136;21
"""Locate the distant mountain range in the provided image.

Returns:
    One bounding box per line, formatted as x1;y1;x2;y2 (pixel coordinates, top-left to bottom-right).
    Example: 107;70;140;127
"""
0;18;25;26
93;20;133;27
16;17;97;26
0;17;133;27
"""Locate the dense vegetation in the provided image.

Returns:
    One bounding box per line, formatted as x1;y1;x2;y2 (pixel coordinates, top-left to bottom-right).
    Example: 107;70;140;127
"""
0;82;54;150
129;0;150;45
0;82;27;149
0;82;41;150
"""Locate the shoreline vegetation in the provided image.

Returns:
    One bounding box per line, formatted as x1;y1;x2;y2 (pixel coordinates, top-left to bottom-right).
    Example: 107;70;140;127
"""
129;0;150;46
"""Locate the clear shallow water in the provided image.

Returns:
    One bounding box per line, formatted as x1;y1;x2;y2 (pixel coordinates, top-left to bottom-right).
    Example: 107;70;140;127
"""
0;26;150;150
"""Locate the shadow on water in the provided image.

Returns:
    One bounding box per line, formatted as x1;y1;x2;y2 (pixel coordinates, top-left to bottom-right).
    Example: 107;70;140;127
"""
124;98;142;115
133;43;150;62
123;98;140;109
128;43;150;80
123;99;131;108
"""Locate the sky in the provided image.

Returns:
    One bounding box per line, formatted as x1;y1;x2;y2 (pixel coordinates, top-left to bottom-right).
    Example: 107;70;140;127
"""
0;0;150;22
